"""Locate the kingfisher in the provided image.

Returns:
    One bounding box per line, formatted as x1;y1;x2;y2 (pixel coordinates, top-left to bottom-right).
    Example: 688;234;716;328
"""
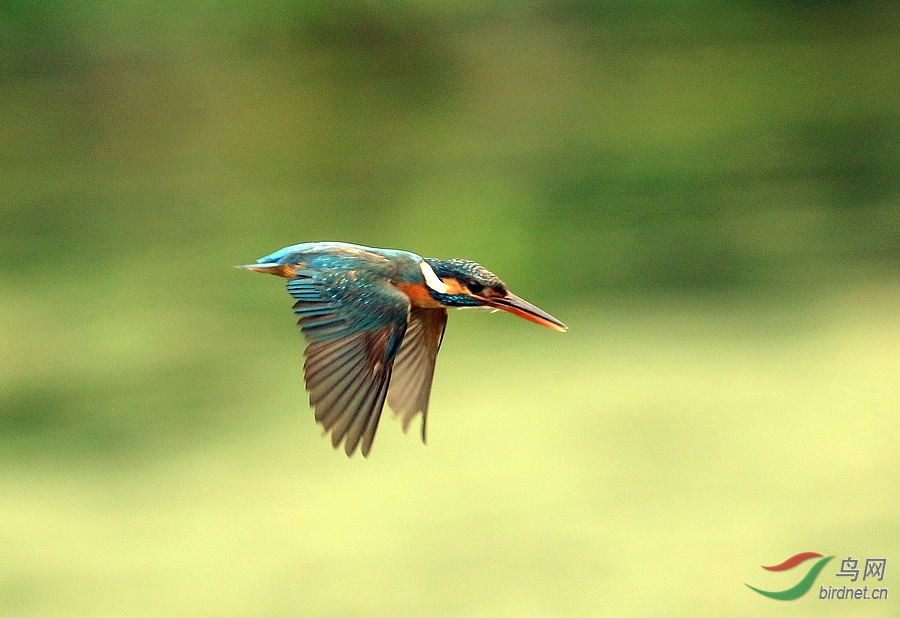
240;242;566;457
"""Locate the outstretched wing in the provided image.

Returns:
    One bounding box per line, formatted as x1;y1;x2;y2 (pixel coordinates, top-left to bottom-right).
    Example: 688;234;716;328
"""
386;307;447;443
287;269;410;457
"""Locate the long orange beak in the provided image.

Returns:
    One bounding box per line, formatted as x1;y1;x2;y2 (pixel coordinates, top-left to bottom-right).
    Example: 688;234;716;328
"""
487;292;567;332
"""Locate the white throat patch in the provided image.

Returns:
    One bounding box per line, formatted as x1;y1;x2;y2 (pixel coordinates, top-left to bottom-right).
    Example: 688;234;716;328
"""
419;261;449;294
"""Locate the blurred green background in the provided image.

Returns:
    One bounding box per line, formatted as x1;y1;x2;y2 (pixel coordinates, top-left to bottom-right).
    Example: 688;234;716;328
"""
1;1;898;616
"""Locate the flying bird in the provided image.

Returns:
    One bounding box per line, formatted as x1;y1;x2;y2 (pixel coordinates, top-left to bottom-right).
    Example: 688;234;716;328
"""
241;242;566;457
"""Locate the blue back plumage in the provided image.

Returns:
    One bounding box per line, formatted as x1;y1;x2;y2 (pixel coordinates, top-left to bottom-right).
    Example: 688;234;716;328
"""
257;242;426;284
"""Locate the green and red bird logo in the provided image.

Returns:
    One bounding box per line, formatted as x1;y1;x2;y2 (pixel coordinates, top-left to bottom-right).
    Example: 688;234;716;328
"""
746;552;834;600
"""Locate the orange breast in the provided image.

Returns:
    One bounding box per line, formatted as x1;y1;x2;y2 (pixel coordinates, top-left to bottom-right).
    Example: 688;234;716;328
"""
394;281;443;308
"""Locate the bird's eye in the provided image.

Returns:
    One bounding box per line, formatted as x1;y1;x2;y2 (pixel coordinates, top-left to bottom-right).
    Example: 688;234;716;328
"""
467;281;484;294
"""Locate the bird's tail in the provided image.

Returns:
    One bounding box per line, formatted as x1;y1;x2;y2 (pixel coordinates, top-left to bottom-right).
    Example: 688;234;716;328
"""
235;263;298;278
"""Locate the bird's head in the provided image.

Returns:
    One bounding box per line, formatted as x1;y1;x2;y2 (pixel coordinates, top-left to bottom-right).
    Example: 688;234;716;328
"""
423;258;567;332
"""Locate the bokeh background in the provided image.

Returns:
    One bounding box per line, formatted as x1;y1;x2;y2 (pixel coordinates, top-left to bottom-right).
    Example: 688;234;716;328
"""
2;1;898;616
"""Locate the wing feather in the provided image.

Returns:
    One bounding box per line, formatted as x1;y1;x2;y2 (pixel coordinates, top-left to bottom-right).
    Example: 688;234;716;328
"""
386;307;448;442
345;369;390;456
360;374;391;456
285;270;410;456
